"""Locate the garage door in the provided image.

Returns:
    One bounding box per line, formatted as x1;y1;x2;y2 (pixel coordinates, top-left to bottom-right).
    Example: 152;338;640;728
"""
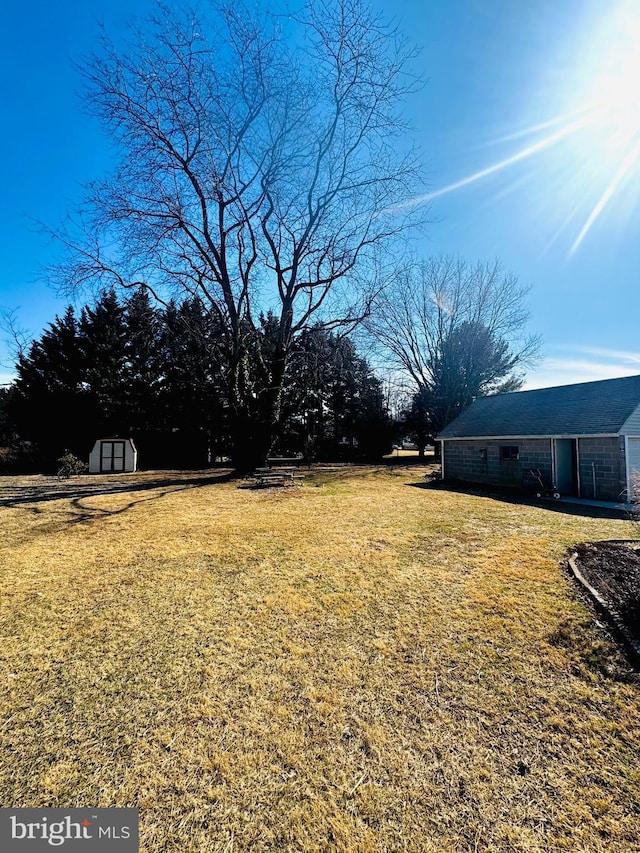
628;438;640;500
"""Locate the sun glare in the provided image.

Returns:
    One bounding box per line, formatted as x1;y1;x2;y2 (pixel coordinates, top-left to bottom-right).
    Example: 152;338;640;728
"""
405;1;640;255
575;8;640;151
561;3;640;251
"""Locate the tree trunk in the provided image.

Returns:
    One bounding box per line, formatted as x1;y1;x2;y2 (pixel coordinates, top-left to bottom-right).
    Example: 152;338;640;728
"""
229;346;289;473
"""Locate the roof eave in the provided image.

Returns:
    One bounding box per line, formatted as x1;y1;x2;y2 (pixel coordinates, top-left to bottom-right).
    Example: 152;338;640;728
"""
438;432;621;441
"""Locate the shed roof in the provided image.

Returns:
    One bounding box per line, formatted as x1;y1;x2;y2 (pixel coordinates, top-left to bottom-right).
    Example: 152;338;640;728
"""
437;374;640;439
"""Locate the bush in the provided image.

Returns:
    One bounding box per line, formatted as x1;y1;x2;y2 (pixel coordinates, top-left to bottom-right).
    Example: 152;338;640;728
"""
56;452;88;478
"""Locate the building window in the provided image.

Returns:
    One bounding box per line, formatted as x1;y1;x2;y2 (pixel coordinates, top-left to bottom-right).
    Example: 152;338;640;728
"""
500;445;519;461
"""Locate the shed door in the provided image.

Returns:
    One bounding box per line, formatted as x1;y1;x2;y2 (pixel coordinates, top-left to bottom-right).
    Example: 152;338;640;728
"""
554;439;578;495
101;441;126;473
628;438;640;499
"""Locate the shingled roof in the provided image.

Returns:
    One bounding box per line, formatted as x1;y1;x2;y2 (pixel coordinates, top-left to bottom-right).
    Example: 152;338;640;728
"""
437;374;640;439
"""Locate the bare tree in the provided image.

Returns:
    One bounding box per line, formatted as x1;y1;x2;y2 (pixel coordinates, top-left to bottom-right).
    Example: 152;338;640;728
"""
50;0;421;468
366;256;540;434
0;308;30;374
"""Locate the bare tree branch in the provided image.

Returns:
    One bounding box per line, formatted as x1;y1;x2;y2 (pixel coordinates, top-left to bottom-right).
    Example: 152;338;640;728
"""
47;0;424;465
365;255;541;431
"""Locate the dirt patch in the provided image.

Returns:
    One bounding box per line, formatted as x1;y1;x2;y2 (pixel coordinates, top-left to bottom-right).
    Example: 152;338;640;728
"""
570;540;640;660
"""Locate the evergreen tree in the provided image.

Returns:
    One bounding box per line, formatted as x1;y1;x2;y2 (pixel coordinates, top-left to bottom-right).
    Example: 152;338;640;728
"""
0;386;14;445
11;306;89;464
323;336;390;460
78;288;129;435
402;321;524;449
400;388;435;458
0;386;21;471
432;320;522;426
8;292;390;470
280;328;390;460
159;298;228;465
123;287;163;433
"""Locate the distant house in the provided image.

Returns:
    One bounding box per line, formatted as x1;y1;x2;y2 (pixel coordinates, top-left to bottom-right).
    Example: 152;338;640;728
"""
89;438;137;474
437;374;640;502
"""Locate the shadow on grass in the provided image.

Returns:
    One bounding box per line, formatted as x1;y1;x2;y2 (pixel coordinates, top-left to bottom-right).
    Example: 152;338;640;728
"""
546;611;639;682
409;478;632;521
0;469;237;512
65;489;185;526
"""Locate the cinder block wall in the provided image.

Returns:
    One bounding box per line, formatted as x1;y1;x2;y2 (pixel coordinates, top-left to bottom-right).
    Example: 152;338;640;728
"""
577;436;626;501
443;439;553;488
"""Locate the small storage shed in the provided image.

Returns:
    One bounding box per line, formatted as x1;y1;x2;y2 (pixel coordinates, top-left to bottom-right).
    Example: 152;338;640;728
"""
437;374;640;502
89;437;137;474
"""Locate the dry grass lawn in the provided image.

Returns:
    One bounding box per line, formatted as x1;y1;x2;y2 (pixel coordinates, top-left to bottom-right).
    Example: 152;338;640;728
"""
1;465;639;852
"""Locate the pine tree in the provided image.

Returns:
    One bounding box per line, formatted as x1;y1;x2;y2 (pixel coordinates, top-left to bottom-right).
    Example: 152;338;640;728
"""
79;288;129;435
280;328;390;461
159;298;228;465
123;287;163;433
11;306;89;464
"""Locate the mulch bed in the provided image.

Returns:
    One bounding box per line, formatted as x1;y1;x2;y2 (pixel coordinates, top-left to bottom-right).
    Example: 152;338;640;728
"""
570;540;640;661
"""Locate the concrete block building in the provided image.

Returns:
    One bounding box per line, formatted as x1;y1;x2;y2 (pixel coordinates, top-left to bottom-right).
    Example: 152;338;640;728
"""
437;374;640;502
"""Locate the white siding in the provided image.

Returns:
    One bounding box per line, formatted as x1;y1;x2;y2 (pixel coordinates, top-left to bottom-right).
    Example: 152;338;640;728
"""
88;442;101;473
125;440;137;472
628;438;640;500
620;402;640;436
89;438;137;474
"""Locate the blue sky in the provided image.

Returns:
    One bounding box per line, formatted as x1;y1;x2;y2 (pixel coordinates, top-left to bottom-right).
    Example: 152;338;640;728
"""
1;0;639;388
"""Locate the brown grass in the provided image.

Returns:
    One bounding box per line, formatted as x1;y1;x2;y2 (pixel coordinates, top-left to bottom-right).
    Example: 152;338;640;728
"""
1;466;639;852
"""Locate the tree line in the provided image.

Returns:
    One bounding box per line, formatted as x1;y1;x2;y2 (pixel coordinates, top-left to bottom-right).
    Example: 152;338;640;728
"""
0;253;538;473
0;288;389;471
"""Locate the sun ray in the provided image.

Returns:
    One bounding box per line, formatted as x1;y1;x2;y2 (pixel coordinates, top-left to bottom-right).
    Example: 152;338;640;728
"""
389;110;594;214
490;108;593;145
542;195;588;256
570;137;640;254
390;2;640;253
